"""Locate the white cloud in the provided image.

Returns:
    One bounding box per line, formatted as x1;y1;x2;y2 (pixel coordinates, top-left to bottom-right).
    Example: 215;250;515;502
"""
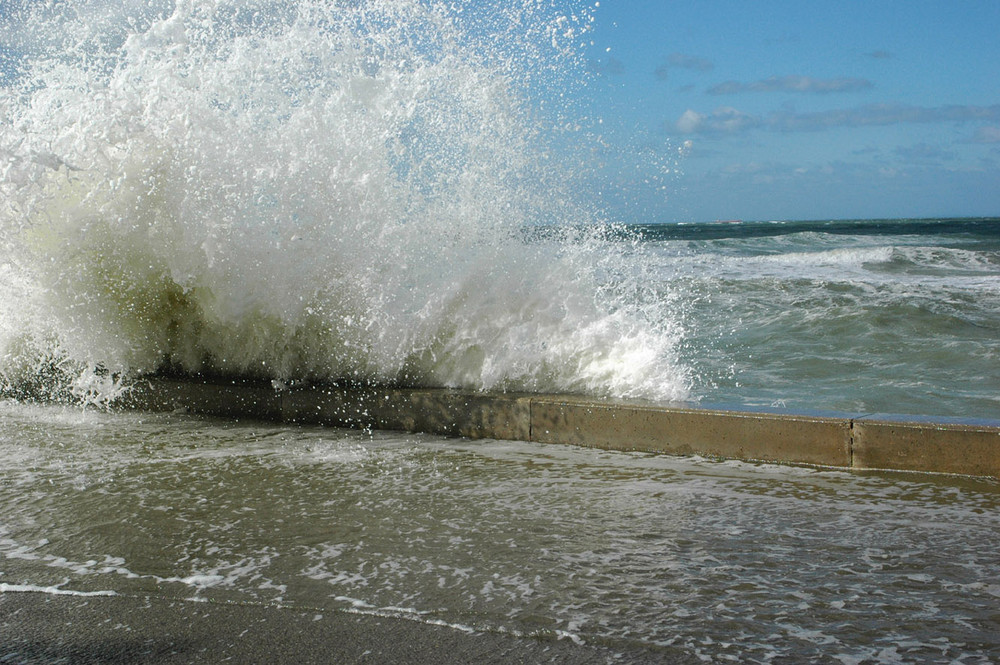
673;103;1000;135
708;75;873;95
675;106;760;134
675;109;704;133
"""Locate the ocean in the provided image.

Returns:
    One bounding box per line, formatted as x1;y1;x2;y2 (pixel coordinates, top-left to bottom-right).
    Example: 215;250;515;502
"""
643;216;1000;420
3;213;999;419
2;1;999;662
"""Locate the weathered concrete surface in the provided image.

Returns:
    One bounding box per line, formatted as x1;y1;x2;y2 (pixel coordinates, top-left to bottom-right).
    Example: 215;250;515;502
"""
127;378;284;421
853;416;1000;477
360;389;532;442
123;379;1000;478
529;396;852;467
131;381;533;441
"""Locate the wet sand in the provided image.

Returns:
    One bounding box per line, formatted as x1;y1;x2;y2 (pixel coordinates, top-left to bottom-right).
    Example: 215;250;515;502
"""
1;591;691;664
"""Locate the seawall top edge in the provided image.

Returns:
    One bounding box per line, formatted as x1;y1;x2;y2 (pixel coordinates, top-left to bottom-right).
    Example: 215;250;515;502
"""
139;377;1000;431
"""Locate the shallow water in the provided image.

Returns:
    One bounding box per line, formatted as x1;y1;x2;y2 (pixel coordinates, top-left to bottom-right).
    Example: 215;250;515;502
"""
3;402;999;663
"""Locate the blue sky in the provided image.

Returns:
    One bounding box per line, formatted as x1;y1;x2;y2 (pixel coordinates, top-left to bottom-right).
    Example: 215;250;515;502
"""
579;1;1000;223
2;1;997;224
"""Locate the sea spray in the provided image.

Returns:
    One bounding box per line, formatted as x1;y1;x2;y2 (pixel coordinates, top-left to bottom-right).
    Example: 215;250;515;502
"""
0;0;691;404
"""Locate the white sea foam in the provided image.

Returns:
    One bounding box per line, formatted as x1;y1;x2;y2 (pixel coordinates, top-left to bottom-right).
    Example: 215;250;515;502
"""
0;0;690;404
0;582;117;597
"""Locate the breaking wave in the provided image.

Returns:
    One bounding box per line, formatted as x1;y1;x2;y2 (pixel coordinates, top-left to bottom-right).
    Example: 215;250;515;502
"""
0;0;690;405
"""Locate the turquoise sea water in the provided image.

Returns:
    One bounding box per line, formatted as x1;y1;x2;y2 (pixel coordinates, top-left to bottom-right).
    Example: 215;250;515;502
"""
647;217;1000;419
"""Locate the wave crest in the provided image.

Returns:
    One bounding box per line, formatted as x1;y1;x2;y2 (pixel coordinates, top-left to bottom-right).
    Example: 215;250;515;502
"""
0;0;691;404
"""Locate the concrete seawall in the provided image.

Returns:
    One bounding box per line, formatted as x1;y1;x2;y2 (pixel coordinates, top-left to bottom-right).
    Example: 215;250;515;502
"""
125;378;1000;478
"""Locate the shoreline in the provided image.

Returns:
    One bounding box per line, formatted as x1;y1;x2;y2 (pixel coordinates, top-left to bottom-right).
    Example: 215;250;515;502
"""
122;377;1000;479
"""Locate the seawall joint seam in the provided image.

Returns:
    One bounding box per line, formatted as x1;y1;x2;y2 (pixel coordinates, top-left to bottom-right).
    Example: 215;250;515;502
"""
848;419;855;470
